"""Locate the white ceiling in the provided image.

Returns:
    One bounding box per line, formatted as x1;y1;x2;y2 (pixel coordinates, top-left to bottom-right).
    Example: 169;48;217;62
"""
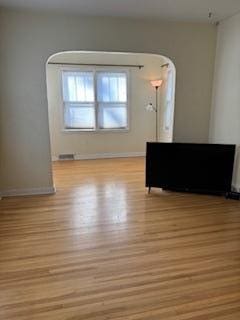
0;0;240;23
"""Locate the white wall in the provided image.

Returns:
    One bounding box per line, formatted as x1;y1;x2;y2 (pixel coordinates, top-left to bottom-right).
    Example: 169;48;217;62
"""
47;51;173;160
210;13;240;191
0;8;216;195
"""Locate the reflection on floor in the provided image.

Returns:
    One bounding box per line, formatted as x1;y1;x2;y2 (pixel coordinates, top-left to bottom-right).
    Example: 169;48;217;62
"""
0;157;240;320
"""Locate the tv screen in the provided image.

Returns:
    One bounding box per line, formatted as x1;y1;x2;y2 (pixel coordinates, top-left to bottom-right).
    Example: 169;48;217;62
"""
146;143;236;194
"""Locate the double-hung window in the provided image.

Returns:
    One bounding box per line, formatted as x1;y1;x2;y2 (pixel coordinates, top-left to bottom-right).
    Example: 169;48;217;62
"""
62;70;128;131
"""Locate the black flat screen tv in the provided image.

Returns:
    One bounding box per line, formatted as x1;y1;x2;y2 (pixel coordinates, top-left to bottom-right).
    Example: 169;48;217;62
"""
146;143;236;195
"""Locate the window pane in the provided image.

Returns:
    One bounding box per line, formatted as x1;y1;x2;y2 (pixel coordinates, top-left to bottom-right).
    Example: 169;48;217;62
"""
63;72;94;102
97;72;127;102
64;104;95;129
98;104;127;129
164;70;174;131
164;102;172;131
166;70;173;102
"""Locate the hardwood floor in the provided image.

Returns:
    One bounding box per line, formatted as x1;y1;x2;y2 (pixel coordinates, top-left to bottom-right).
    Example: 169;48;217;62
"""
0;157;240;320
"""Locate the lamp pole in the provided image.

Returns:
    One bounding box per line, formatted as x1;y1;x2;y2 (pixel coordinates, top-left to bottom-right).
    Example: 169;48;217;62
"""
150;79;162;142
155;86;159;142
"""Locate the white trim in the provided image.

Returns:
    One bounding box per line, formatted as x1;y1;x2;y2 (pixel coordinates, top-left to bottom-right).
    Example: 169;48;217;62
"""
0;186;56;198
52;152;145;161
61;128;130;133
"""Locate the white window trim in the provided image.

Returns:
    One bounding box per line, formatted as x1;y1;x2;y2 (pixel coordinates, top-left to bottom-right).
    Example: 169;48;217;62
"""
60;66;130;133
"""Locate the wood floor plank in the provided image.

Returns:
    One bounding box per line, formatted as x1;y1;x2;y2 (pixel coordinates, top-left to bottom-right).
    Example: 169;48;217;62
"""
0;157;240;319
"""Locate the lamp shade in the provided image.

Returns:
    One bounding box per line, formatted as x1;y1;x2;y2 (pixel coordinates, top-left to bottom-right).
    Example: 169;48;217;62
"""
150;79;163;88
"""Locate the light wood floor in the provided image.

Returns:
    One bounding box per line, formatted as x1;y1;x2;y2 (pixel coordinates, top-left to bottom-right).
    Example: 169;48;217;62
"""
0;157;240;320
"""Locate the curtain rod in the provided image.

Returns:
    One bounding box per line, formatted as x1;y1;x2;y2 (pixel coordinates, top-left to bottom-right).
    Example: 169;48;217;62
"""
48;62;144;69
161;63;170;68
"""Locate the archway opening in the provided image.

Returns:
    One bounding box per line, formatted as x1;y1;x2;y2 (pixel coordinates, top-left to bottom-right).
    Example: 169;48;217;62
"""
46;51;176;188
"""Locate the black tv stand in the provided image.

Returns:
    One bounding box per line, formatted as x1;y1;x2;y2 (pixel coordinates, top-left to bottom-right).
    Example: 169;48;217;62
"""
226;191;240;200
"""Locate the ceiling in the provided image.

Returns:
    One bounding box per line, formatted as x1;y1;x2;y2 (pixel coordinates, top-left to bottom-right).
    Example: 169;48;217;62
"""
0;0;240;23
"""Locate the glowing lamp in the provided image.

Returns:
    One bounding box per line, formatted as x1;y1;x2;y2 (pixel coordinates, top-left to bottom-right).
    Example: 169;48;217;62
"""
150;79;163;89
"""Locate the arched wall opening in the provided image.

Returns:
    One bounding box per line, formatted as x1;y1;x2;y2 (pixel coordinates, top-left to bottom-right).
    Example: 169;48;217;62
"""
46;51;176;170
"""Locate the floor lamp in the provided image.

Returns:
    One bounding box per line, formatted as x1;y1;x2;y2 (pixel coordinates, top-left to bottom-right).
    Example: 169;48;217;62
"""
147;79;163;142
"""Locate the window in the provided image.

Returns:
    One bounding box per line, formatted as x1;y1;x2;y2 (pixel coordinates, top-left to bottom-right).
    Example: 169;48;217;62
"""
164;69;174;132
62;70;128;131
62;72;95;129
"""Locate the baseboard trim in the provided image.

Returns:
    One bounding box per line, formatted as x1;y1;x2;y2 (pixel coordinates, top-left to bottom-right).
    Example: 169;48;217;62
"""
52;152;145;161
0;186;56;198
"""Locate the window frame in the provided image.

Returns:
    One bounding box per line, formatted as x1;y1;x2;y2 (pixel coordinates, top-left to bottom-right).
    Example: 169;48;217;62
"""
60;66;130;133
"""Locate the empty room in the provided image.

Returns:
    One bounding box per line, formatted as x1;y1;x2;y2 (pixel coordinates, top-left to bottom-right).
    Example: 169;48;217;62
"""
0;1;240;319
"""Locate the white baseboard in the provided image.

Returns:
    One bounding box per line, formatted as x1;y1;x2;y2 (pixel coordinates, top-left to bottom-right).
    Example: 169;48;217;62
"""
0;186;56;198
52;152;145;161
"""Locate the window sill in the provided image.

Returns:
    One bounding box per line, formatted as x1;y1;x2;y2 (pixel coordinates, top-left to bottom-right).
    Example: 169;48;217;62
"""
62;128;130;133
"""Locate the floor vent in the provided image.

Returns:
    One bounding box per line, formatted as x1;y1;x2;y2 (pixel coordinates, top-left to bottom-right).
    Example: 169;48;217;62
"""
58;154;75;161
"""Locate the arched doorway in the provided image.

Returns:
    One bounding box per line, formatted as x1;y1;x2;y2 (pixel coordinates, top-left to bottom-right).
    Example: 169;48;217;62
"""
46;51;176;186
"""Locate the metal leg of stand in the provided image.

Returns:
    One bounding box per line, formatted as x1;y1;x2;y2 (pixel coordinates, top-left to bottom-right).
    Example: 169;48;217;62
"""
148;186;151;194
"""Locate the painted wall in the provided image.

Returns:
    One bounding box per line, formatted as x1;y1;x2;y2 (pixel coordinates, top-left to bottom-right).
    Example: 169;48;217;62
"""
210;13;240;190
0;8;216;195
47;52;173;160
